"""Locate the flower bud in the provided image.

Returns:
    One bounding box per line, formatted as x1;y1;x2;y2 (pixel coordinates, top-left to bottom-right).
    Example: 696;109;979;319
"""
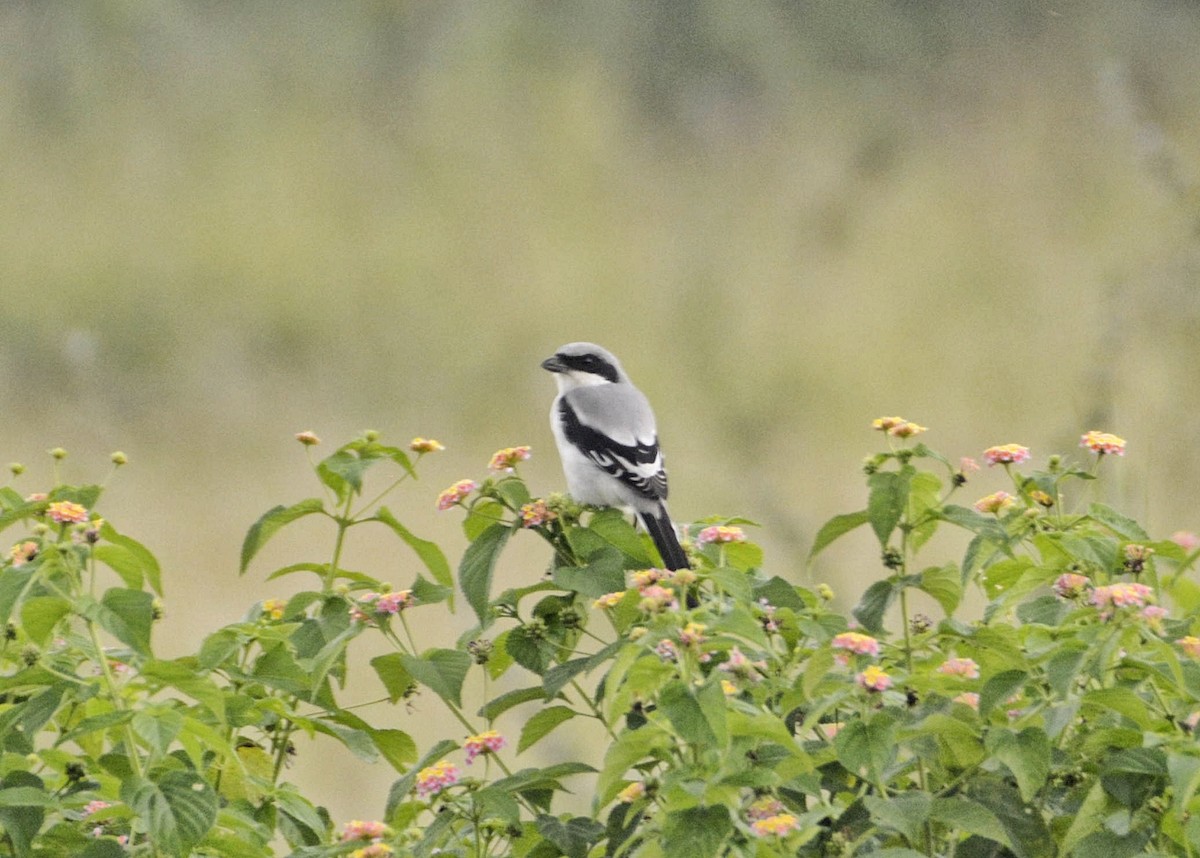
110;451;128;466
8;463;23;476
48;447;67;461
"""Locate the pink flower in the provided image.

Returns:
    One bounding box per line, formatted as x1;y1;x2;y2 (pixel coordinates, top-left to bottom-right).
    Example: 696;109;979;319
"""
341;819;389;841
520;500;555;528
750;813;800;838
1080;430;1126;456
959;457;980;473
654;639;678;662
856;665;893;692
488;446;532;473
679;622;707;647
592;591;625;609
1140;605;1168;631
872;417;907;432
374;590;414;615
953;692;980;710
696;525;747;546
349;846;394;858
414;760;460;797
1171;531;1200;552
1053;573;1090;600
9;541;38;567
638;584;678;613
47;501;88;524
1091;582;1153;610
831;632;881;657
983;444;1031;466
720;646;766;682
463;730;505;764
1178;636;1200;659
295;431;321;446
974;491;1015;514
436;479;478;511
746;797;786;821
82;800;112;816
937;657;980;679
631;569;668;588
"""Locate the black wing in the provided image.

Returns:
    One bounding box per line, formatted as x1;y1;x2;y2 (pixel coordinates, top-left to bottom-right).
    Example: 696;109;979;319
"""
557;397;669;501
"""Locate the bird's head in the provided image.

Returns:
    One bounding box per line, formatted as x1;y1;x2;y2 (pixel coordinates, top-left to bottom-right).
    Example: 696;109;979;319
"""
541;342;626;390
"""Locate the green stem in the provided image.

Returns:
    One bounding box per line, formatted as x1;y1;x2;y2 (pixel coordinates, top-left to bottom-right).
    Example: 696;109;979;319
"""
86;621;144;780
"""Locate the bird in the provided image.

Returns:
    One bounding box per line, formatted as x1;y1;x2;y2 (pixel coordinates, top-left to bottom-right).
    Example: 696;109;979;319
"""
541;342;690;571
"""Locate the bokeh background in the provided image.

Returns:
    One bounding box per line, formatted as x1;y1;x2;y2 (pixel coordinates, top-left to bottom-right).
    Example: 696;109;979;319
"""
4;0;1200;826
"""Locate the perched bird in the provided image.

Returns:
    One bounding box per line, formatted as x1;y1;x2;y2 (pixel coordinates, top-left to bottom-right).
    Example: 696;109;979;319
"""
541;342;690;570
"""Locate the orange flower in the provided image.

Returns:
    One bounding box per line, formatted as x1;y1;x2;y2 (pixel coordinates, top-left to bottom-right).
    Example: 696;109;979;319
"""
47;501;88;524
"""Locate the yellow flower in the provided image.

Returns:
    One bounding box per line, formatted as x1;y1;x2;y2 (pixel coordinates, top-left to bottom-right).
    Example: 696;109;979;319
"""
410;437;445;453
262;599;286;621
616;782;646;803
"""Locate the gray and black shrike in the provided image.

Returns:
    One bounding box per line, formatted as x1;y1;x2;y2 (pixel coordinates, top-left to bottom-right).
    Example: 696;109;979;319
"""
541;342;690;570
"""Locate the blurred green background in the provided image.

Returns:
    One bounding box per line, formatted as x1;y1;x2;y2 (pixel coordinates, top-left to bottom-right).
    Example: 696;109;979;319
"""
4;0;1200;824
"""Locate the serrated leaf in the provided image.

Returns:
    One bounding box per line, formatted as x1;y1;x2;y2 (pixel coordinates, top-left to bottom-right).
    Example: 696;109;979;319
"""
96;523;163;595
865;793;930;843
92;588;155;656
1087;502;1150;541
460;523;512;625
658;680;724;748
370;652;414;703
985;727;1050;802
661;805;731;858
852;578;897;634
518;706;576;753
132;707;184;757
19;596;70;646
929;796;1011;847
370;728;418;771
808;510;870;559
375;507;454;592
239;499;325;575
835;716;896;781
978;669;1028;718
582;509;653;566
0;565;37;630
868;469;911;545
918;563;961;616
479;686;546;720
536;814;606;858
399;649;471;708
0;772;45;857
122;771;217;857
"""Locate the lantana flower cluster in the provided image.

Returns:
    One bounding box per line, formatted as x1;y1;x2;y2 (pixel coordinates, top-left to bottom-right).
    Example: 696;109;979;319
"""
463;729;506;764
414;759;460;798
349;590;415;623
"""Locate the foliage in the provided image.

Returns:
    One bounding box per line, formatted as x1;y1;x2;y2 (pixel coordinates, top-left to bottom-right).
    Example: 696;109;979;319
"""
2;425;1200;857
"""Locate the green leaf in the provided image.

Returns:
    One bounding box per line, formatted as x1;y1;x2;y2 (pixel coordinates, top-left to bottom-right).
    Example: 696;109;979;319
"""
91;588;155;656
535;814;606;858
0;566;37;630
1087;502;1150;541
661;805;731;858
978;670;1027;718
852;578;897;634
122;771;218;857
929;796;1011;848
909;713;985;769
1082;687;1159;729
370;653;414;703
96;523;163;595
1059;780;1110;856
239;499;325;575
985;728;1050;802
374;507;454;591
316;450;367;501
835;715;896;781
19;596;71;646
132;707;184;757
460;523;512;625
808;510;870;559
658;680;725;748
918;563;961;616
479;686;547;720
140;659;227;722
553;557;627;600
370;728;418;771
0;772;45;858
399;649;471;708
583;508;653;566
868;469;912;545
518;706;576;753
865;793;930;844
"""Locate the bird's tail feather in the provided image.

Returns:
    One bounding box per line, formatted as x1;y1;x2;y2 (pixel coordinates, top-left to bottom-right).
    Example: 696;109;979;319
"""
639;504;690;571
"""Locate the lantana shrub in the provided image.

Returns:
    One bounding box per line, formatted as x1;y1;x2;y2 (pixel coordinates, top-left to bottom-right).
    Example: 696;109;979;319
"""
2;422;1200;857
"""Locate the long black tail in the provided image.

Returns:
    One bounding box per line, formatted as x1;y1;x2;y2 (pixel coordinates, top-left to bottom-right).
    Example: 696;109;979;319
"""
638;503;690;571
